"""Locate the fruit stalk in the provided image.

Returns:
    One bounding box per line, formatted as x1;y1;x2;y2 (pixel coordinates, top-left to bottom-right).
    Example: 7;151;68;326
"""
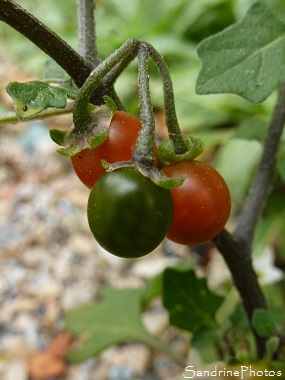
132;42;156;168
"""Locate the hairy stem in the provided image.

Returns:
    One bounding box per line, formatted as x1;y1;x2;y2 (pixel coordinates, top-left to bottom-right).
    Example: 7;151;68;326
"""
104;48;139;87
213;230;267;358
132;42;156;167
235;82;285;245
145;43;187;154
213;82;285;358
77;0;100;67
73;38;140;128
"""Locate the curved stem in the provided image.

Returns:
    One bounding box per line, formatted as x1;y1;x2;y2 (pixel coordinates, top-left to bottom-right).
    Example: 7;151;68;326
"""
0;0;92;88
132;43;156;167
213;229;267;358
102;43;141;112
213;81;285;359
235;81;285;245
77;0;100;67
145;42;188;154
104;48;139;87
0;0;119;106
73;38;140;128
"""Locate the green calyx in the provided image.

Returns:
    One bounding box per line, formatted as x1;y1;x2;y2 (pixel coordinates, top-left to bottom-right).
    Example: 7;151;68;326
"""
158;136;204;163
102;160;185;190
49;96;116;156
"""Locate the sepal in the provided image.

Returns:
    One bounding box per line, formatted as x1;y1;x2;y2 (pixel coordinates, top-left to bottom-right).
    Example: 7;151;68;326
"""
102;160;185;189
50;97;116;157
158;136;204;163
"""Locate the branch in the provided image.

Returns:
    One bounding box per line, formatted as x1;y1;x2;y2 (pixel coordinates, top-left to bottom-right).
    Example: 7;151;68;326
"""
235;81;285;244
212;81;285;358
77;0;100;67
0;0;119;106
0;0;92;88
213;229;267;358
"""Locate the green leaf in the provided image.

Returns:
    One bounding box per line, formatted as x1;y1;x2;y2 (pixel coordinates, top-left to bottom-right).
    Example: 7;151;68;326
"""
252;309;277;337
64;287;166;362
191;325;218;348
141;259;194;309
163;268;223;333
266;336;280;356
6;81;68;119
230;302;250;332
196;2;285;103
141;272;163;309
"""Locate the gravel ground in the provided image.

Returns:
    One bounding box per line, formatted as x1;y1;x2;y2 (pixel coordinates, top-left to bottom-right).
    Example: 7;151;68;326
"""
0;107;194;380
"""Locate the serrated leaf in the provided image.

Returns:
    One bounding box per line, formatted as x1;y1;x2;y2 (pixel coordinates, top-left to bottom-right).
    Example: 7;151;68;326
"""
163;268;223;333
252;309;277;337
6;81;67;119
65;287;155;362
196;2;285;103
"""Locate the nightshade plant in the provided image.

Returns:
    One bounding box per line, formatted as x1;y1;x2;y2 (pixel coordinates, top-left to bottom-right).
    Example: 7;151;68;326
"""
0;0;285;372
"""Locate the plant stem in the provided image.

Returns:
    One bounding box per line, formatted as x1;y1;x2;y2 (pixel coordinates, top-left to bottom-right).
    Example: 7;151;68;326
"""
0;104;74;124
145;43;188;154
0;0;118;105
235;81;285;245
132;43;156;167
77;0;100;67
213;81;285;358
213;229;267;358
73;38;140;128
0;0;92;87
104;48;139;87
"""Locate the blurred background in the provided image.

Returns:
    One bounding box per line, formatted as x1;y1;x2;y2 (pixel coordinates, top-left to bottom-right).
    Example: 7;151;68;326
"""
0;0;285;379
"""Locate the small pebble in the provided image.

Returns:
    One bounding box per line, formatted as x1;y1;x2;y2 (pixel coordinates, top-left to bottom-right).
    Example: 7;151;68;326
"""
0;111;198;380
